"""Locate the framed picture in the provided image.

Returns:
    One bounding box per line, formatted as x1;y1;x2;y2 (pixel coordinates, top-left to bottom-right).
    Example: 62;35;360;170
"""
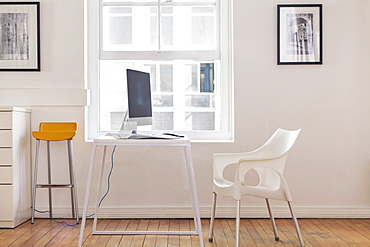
0;2;40;71
277;4;322;65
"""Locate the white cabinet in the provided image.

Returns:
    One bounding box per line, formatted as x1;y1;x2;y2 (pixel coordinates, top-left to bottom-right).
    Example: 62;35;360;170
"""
0;107;31;228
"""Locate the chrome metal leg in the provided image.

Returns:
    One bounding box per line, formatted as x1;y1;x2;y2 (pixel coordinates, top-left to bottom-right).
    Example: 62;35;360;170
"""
32;138;79;224
47;141;53;219
208;192;217;242
288;201;305;247
31;140;40;224
266;198;279;241
235;200;240;247
68;139;79;223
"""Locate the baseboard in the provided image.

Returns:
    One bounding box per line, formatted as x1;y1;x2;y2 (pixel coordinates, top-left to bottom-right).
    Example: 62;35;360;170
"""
33;205;370;219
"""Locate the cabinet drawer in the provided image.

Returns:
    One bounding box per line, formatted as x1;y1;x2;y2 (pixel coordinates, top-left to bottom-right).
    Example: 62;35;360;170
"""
0;167;12;184
0;113;12;129
0;149;12;165
0;185;13;221
0;131;12;147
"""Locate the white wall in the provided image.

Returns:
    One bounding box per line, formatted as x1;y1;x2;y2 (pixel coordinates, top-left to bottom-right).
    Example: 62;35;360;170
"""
2;0;370;219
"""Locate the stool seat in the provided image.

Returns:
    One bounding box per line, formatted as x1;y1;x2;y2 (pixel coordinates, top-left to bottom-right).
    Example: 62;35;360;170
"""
32;131;76;141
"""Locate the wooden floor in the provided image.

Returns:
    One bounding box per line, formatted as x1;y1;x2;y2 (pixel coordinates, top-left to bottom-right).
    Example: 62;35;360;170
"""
1;218;370;246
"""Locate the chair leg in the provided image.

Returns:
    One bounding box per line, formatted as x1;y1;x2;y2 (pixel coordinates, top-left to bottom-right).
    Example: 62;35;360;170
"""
46;141;53;219
287;201;305;247
31;140;41;224
265;198;279;241
235;200;240;247
208;192;217;242
67;140;79;224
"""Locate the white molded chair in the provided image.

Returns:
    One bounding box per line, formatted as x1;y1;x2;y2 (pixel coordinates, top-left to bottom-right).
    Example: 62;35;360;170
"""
208;128;304;247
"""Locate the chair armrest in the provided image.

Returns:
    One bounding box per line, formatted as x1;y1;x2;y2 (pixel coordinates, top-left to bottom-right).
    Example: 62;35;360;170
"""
237;155;288;185
213;153;245;183
213;152;265;183
213;152;287;185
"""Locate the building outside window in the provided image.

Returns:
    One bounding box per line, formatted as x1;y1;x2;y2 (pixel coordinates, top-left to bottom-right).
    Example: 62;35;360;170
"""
86;0;233;141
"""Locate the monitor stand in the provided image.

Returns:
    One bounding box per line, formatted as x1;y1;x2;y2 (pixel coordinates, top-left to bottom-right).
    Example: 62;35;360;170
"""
119;121;137;134
118;111;137;134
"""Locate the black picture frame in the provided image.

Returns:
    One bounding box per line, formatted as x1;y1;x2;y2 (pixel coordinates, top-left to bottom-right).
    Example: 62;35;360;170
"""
277;4;322;65
0;2;40;71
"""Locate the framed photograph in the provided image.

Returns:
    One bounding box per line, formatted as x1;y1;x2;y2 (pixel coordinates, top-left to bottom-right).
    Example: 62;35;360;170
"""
277;4;322;65
0;2;40;71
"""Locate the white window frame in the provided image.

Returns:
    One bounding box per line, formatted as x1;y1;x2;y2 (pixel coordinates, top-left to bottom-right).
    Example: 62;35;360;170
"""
85;0;234;141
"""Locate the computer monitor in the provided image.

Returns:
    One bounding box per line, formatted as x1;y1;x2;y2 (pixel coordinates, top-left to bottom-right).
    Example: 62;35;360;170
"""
124;69;153;127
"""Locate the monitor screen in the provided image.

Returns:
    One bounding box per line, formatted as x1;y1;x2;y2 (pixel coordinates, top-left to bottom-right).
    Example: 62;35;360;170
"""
126;69;153;126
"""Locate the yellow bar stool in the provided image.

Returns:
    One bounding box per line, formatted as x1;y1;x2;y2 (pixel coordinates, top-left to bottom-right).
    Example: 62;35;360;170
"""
31;122;79;224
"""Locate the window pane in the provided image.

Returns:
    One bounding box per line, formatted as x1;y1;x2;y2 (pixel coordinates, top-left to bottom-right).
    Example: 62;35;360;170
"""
152;112;174;130
162;16;173;46
109;15;132;44
200;63;214;92
160;65;173;92
162;6;216;50
185;64;198;92
185;112;215;130
192;16;214;45
110;111;125;130
103;6;158;51
150;15;158;45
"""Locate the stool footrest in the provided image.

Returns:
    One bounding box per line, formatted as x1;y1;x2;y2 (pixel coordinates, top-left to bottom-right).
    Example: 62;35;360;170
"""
36;184;74;188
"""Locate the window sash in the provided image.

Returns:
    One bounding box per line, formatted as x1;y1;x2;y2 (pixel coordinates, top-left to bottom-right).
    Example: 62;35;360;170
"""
100;0;220;56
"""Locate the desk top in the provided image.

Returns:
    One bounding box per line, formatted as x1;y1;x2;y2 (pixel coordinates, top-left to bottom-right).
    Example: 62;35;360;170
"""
94;135;191;146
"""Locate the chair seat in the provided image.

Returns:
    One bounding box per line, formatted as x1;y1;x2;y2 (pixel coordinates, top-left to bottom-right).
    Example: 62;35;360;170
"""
214;179;233;188
32;131;76;141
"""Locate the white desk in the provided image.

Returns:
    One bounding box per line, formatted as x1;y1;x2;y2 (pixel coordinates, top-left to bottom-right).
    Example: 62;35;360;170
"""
78;135;204;247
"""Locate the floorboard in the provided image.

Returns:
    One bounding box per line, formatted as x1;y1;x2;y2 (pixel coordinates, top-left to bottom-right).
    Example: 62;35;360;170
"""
2;218;370;246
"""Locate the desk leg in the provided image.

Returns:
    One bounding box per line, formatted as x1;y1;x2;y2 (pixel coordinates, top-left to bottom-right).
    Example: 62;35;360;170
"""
184;145;204;247
92;145;108;233
78;143;97;247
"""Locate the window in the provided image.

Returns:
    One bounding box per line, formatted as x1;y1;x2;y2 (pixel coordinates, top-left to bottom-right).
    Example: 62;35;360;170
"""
86;0;233;141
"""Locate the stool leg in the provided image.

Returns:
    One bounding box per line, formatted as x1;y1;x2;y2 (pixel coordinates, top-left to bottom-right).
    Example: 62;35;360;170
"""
47;141;53;219
67;139;79;223
31;140;41;224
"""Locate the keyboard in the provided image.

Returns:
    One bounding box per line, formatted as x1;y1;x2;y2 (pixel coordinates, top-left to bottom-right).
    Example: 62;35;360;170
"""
106;133;179;139
106;133;131;139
